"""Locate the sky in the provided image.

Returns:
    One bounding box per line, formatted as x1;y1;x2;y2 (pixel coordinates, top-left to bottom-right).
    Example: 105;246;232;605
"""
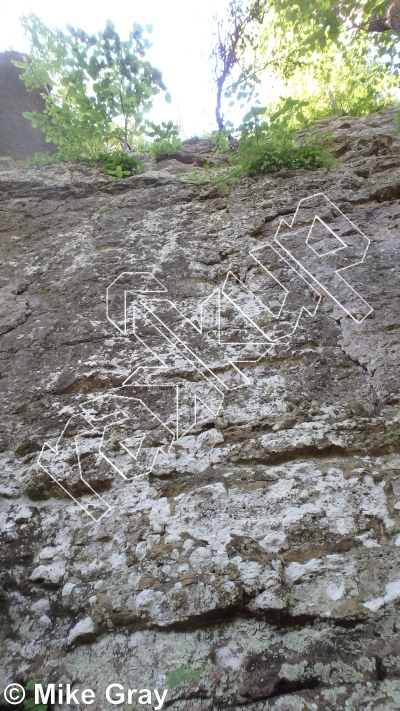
0;0;234;138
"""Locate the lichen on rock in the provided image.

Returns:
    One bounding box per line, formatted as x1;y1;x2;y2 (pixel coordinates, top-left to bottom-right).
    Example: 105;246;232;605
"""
1;106;400;709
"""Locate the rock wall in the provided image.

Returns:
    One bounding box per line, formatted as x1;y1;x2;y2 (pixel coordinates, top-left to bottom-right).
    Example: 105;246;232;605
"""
0;51;55;160
0;106;400;710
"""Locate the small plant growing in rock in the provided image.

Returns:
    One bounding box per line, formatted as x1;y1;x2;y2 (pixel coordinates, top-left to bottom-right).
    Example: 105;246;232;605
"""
94;151;143;179
0;679;48;710
208;125;234;154
25;148;143;179
187;98;334;190
23;679;48;711
235;99;334;176
25;151;55;166
146;121;182;158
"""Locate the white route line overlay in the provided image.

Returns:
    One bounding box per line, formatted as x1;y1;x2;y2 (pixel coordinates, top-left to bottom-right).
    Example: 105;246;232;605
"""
38;192;373;521
272;192;372;323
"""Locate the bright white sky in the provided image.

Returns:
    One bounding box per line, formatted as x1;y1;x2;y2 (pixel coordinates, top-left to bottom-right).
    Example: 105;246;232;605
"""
0;0;237;138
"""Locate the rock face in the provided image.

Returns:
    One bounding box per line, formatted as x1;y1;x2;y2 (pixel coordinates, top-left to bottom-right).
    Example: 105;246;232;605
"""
0;106;400;709
0;51;55;160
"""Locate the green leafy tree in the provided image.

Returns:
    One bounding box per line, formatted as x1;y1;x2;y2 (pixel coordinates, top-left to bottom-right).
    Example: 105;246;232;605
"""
269;41;397;123
255;0;400;76
212;0;399;153
210;1;398;136
262;2;399;49
256;1;400;130
16;14;171;159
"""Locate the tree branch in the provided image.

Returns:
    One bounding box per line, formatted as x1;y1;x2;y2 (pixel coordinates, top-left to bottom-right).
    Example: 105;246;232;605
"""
352;1;400;36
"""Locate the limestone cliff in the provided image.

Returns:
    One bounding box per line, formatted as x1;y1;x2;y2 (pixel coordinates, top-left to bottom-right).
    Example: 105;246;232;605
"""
1;106;400;710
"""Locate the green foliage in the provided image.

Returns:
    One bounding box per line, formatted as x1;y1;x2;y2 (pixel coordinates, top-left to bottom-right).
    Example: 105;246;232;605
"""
0;679;48;710
237;130;333;175
214;0;399;133
125;131;151;153
95;151;143;178
25;151;62;165
208;124;234;153
236;98;334;175
24;679;47;711
191;162;236;192
25;149;143;180
208;0;398;177
269;42;398;125
188;98;334;189
146;120;182;157
210;0;265;129
258;0;400;70
16;15;169;158
165;667;202;688
186;168;210;185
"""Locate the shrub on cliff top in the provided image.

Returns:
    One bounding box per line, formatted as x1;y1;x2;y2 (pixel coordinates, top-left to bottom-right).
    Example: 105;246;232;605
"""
15;15;171;160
